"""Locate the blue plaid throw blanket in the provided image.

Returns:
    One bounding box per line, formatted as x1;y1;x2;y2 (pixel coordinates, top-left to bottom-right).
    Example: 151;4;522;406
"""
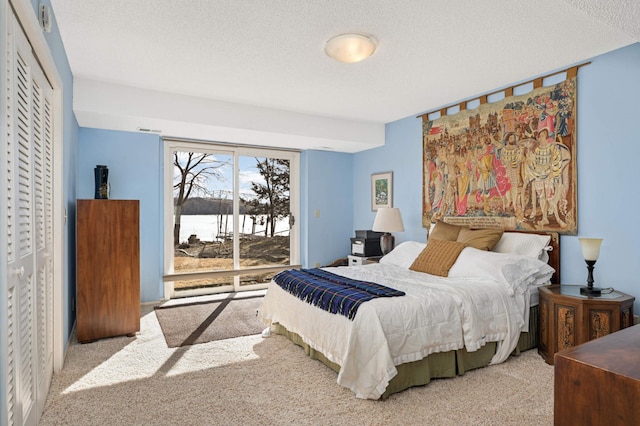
273;268;405;320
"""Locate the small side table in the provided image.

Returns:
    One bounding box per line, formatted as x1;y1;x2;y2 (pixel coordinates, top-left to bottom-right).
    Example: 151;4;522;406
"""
538;284;635;365
347;255;381;266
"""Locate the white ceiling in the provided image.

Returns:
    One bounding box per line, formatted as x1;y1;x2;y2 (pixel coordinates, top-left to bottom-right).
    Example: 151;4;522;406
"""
50;0;639;152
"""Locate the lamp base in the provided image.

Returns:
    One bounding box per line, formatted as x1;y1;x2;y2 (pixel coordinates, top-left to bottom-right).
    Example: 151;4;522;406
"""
580;286;602;296
380;233;395;255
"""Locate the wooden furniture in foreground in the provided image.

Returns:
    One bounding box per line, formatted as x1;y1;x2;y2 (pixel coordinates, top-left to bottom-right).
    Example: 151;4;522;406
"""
76;199;140;343
554;324;640;425
538;284;634;365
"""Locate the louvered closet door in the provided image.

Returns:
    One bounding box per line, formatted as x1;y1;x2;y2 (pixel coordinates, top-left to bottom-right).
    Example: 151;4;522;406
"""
30;31;54;419
4;12;54;426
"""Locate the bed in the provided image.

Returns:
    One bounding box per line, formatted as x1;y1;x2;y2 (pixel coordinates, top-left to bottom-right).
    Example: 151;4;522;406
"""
258;224;560;399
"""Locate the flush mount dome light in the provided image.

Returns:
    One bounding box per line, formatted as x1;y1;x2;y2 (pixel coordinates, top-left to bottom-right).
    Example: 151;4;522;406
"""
325;33;377;63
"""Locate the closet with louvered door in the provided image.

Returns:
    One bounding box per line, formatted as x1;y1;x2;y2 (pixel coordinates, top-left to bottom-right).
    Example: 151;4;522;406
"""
3;11;55;426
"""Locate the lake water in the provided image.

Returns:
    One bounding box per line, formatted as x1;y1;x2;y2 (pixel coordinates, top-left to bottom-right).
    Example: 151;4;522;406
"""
177;214;289;243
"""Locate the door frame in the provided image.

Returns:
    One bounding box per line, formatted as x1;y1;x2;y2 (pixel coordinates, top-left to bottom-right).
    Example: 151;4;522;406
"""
162;139;300;299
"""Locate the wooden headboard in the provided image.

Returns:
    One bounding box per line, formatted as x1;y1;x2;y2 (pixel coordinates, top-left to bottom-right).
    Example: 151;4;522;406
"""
546;231;561;284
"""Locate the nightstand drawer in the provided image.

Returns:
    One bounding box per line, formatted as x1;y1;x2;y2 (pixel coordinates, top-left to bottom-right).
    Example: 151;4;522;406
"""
348;255;381;266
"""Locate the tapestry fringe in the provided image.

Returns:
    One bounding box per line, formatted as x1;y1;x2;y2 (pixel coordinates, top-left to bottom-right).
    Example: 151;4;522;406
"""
418;63;588;121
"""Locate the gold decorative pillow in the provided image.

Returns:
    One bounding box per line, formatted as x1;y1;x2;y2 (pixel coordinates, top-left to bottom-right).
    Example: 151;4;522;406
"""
456;228;504;251
409;239;467;277
429;220;463;241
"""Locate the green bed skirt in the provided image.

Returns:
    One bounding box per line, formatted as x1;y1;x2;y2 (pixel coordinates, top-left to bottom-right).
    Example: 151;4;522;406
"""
273;304;539;399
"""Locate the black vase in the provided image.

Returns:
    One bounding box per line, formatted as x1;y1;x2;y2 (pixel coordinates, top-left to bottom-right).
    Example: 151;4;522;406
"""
94;165;109;199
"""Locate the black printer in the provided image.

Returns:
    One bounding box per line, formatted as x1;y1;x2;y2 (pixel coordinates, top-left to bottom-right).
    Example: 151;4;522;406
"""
350;230;384;257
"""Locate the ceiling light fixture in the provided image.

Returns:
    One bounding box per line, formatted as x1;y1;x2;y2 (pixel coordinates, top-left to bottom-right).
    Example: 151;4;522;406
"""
325;33;377;64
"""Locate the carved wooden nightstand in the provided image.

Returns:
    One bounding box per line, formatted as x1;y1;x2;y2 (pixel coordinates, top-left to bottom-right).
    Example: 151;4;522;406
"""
538;284;635;365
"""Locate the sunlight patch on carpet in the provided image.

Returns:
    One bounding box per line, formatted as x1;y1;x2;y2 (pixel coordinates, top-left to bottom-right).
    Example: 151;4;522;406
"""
62;310;262;394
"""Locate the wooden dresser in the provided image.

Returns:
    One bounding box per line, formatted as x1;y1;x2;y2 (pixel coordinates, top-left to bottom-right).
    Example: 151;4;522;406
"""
555;324;640;425
76;199;140;343
538;284;634;364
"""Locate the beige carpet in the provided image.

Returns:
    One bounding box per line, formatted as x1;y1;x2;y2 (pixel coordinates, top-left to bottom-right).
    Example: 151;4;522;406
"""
155;293;265;347
40;298;554;426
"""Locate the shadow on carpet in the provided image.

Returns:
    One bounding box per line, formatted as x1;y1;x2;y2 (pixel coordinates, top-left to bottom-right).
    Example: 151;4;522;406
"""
154;293;265;347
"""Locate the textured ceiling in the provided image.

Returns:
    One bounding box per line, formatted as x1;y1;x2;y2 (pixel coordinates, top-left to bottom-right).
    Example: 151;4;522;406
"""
50;0;639;149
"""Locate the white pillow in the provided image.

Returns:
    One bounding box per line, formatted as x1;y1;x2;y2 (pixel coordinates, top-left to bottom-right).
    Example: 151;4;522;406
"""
493;232;551;259
448;247;555;296
379;241;426;269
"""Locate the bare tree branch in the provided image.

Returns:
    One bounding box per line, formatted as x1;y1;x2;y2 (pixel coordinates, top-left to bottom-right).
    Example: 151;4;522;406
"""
173;151;229;245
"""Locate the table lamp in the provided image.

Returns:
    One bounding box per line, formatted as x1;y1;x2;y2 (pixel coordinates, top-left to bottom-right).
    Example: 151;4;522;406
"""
372;207;404;255
579;237;603;296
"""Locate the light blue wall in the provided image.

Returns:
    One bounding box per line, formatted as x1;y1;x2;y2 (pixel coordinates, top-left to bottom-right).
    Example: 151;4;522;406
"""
301;150;354;267
353;117;424;243
567;43;640;307
352;43;640;313
77;129;164;302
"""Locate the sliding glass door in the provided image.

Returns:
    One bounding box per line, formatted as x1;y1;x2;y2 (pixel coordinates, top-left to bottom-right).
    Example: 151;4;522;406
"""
163;140;299;298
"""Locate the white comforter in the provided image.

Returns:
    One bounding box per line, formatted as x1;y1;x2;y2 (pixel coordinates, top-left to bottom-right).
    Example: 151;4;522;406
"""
258;263;530;399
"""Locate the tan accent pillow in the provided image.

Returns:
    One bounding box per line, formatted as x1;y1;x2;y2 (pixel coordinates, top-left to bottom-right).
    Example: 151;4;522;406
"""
457;228;504;251
409;239;467;277
429;220;463;241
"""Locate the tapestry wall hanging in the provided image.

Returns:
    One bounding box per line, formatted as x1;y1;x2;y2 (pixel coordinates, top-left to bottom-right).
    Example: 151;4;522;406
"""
421;75;577;234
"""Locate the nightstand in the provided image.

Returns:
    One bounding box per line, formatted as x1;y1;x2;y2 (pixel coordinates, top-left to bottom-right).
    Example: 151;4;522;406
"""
347;255;381;266
538;284;635;365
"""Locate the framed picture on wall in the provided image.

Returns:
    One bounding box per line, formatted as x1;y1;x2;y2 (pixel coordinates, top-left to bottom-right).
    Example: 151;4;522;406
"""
371;171;393;211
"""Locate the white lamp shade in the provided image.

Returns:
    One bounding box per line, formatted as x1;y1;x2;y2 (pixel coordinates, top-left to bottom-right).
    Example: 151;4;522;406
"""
372;208;404;233
325;33;376;64
579;238;603;261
